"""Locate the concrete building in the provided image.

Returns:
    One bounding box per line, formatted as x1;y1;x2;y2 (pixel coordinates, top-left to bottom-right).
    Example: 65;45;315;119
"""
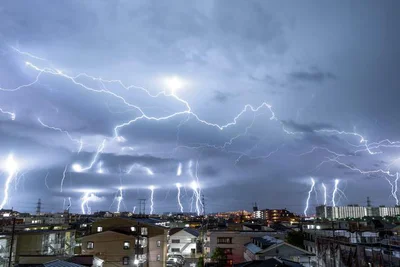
317;204;400;220
243;236;315;267
204;231;280;265
0;225;75;267
251;209;298;224
80;217;168;267
168;228;199;257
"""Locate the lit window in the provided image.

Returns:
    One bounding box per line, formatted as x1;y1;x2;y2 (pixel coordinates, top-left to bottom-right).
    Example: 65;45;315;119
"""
131;226;136;232
123;257;129;265
87;241;94;249
123;241;130;249
157;240;161;247
141;227;148;235
97;226;103;232
157;255;161;261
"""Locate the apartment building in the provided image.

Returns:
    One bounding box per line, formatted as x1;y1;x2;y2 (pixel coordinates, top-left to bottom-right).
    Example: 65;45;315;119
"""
80;217;168;267
204;231;277;265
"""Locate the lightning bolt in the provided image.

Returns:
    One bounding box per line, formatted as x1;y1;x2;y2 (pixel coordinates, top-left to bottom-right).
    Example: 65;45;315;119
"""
10;46;47;61
176;162;182;176
72;139;106;172
132;206;136;214
0;107;16;120
0;154;19;209
81;191;97;215
176;183;184;213
321;183;327;206
38;118;83;153
385;173;399;205
304;177;315;217
116;187;123;213
332;179;339;207
44;171;50;190
60;165;68;192
149;185;155;215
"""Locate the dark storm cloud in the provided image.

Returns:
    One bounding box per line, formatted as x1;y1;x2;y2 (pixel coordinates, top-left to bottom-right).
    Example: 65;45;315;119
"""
1;0;400;214
289;68;336;83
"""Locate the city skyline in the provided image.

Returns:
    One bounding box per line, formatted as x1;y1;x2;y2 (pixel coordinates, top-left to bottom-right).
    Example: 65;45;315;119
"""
1;1;400;214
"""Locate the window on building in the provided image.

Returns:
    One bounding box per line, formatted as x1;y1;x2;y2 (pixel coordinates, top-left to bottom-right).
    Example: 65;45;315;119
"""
217;237;232;244
97;226;103;232
157;240;161;247
130;226;136;232
171;248;180;252
171;239;180;243
157;255;161;261
87;241;94;249
224;248;233;255
123;241;130;249
141;227;148;235
123;257;129;265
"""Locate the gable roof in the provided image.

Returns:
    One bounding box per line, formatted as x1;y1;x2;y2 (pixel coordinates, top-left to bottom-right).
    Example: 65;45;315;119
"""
44;260;85;267
234;258;303;267
169;228;199;237
260;242;314;256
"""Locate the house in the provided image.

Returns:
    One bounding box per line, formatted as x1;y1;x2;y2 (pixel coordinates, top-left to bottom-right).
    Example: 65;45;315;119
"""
244;235;314;267
80;217;168;267
168;228;199;257
16;259;85;267
204;231;279;265
234;258;303;267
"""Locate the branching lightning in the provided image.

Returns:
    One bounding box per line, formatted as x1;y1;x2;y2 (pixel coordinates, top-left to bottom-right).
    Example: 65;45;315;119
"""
81;191;97;215
72;139;106;172
332;179;339;207
0;155;18;209
304;177;315;217
38;118;83;153
176;162;182;176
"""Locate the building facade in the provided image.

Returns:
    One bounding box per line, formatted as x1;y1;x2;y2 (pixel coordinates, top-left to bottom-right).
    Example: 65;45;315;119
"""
317;205;400;220
168;228;199;257
80;217;167;267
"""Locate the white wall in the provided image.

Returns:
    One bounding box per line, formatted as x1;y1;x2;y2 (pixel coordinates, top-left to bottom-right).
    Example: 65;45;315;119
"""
169;230;197;257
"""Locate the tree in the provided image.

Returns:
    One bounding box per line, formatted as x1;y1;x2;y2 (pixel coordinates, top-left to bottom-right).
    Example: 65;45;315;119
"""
197;256;204;267
286;231;305;249
211;247;227;266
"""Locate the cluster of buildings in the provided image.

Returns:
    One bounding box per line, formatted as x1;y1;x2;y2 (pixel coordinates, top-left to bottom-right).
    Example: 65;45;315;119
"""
1;199;400;267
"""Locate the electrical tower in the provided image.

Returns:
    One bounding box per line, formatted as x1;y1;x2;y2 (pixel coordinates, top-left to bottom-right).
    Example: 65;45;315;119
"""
36;198;41;215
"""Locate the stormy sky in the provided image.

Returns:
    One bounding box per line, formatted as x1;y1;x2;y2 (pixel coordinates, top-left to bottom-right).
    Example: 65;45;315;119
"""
1;0;400;215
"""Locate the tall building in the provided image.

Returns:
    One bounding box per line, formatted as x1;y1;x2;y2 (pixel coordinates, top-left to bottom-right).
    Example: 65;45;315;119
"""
316;204;400;220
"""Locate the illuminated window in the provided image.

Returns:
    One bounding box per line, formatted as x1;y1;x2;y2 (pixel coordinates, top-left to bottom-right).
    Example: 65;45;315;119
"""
157;240;161;247
123;241;130;249
130;226;136;232
87;241;94;249
123;257;129;265
141;227;148;235
97;226;103;232
217;237;232;244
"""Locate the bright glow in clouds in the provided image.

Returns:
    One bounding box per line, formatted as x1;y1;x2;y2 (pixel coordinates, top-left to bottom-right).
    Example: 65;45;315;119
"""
304;178;315;217
149;186;155;215
72;139;106;172
0;154;19;209
332;179;339;207
176;183;184;212
166;76;184;92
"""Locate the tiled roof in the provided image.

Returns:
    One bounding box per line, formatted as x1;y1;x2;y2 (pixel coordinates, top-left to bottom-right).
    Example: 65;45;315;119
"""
44;260;85;267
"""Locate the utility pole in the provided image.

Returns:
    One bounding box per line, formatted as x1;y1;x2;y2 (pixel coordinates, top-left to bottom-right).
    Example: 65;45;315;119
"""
8;217;16;267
